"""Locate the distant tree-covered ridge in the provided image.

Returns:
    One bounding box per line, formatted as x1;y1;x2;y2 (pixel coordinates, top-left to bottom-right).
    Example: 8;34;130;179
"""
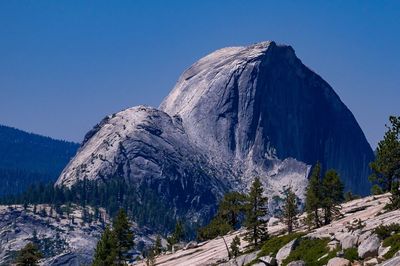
0;124;79;195
0;177;176;233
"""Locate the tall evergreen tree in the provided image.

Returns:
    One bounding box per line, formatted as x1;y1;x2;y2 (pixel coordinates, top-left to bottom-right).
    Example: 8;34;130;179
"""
281;186;298;234
153;235;163;255
113;209;135;265
92;226;117;266
230;235;241;258
244;177;268;247
217;192;246;229
145;248;156;266
369;116;400;199
172;220;185;243
15;242;43;266
305;162;322;228
321;169;344;225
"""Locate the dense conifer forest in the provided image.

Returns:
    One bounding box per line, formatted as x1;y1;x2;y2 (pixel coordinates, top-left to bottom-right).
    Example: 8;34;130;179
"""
0;124;79;195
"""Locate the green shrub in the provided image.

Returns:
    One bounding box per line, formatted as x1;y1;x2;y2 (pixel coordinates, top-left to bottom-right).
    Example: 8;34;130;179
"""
282;237;337;266
343;247;358;262
257;232;305;258
374;224;400;240
383;234;400;259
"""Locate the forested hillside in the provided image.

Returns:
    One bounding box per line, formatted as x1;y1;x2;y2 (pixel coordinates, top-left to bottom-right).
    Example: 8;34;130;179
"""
0;124;79;195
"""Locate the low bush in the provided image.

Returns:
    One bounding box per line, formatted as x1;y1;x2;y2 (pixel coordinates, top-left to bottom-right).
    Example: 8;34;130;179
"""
374;223;400;240
383;234;400;259
282;237;337;266
343;247;358;262
257;232;305;258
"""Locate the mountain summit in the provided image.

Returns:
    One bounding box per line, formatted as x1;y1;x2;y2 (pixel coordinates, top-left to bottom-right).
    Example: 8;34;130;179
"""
56;41;374;224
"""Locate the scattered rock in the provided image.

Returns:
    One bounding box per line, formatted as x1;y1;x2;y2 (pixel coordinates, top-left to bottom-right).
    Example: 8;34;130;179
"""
328;240;340;251
358;231;372;245
276;239;299;263
340;234;358;249
378;244;390;258
259;255;277;266
358;234;380;259
229;251;258;266
364;258;379;266
327;257;351;266
172;243;185;253
184;241;198;250
287;261;306;266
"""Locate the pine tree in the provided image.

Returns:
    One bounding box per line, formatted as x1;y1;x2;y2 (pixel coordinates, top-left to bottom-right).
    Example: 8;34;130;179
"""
196;191;246;241
217;192;246;229
321;169;344;225
230;235;241;258
154;235;162;255
92;226;117;266
305;162;322;228
145;248;156;266
113;209;135;264
244;177;268;247
15;242;43;266
281;186;298;234
172;220;185;243
369;116;400;207
197;216;232;241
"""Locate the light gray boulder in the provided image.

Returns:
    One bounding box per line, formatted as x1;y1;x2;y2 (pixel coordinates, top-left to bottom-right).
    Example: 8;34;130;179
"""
220;251;258;266
358;231;372;245
364;258;379;266
378;244;390;258
340;233;358;249
259;255;277;265
172;243;185;253
327;257;351;266
328;240;340;251
358;234;381;259
276;239;299;264
184;241;198;250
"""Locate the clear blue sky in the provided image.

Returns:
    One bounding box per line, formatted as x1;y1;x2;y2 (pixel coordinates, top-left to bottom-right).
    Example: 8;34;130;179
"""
0;1;399;147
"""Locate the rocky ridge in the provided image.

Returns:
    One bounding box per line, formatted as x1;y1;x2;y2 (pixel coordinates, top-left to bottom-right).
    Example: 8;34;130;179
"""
136;193;400;266
0;204;158;266
56;41;374;225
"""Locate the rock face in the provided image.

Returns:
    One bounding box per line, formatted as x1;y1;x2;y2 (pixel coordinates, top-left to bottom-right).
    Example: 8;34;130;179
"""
56;41;374;225
358;234;381;259
160;41;373;195
56;106;227;223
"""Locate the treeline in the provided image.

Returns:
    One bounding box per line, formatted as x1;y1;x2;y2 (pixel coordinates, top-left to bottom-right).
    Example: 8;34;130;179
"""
198;168;344;247
0;178;175;232
0;124;79;196
0;168;52;196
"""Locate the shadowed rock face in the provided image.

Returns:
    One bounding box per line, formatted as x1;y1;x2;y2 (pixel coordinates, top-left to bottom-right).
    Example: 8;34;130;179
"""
160;41;374;195
56;41;373;226
56;106;228;223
